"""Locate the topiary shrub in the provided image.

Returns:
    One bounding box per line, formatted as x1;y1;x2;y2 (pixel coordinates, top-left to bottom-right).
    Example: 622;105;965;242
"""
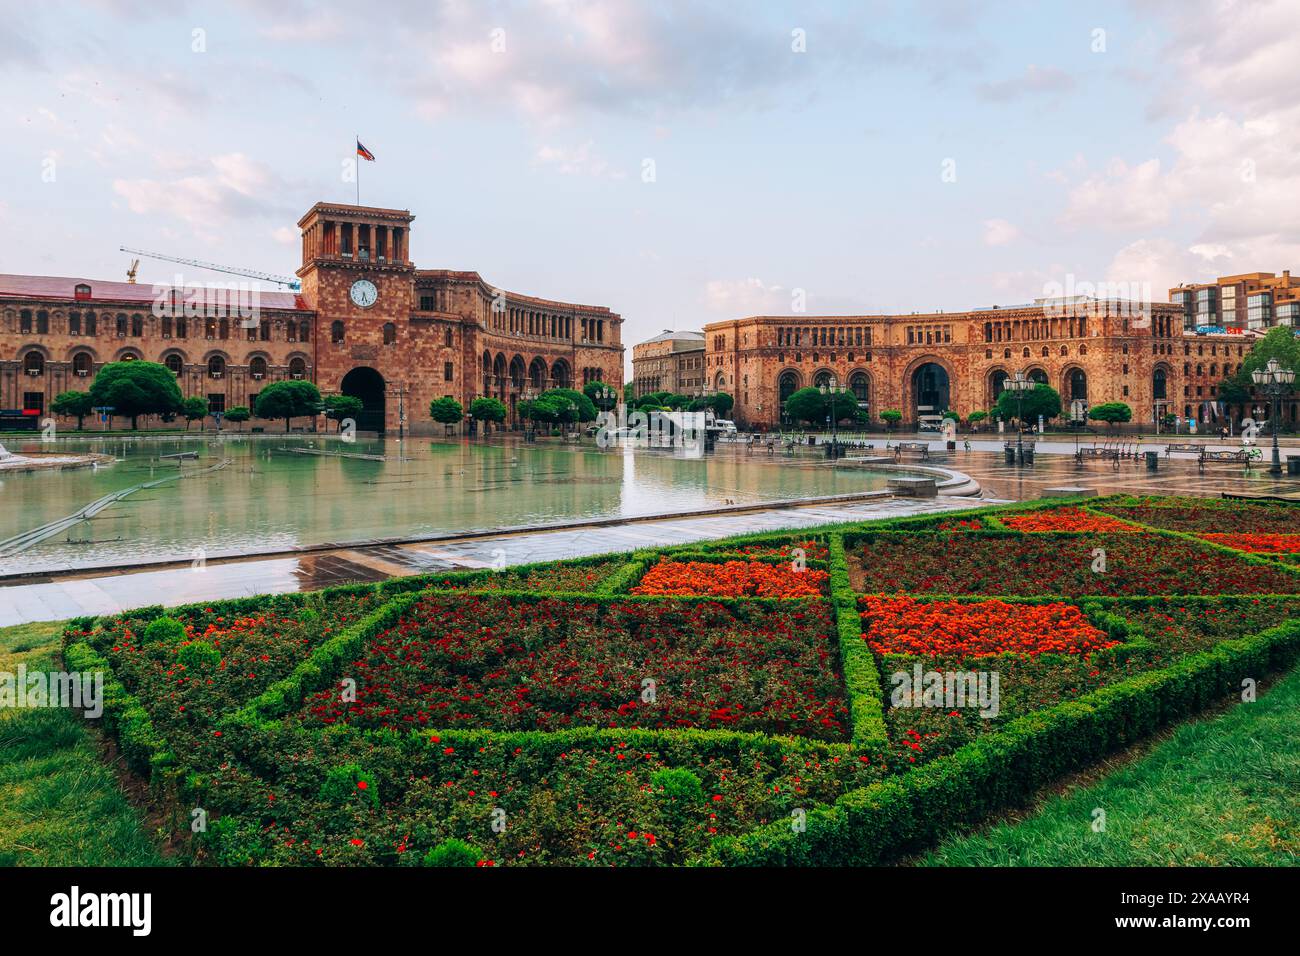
143;616;186;644
651;767;704;804
423;838;480;867
319;763;379;809
176;641;221;670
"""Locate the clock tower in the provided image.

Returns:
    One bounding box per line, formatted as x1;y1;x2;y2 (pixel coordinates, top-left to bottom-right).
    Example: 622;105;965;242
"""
296;202;416;433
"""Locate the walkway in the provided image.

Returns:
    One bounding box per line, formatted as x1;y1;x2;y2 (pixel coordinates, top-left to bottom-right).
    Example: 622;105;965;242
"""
0;494;995;627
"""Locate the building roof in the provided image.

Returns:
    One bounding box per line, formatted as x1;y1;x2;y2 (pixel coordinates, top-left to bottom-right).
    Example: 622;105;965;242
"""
639;329;704;345
0;274;310;311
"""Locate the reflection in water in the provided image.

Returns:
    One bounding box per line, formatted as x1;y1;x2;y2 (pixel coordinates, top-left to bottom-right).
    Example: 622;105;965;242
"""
0;436;904;573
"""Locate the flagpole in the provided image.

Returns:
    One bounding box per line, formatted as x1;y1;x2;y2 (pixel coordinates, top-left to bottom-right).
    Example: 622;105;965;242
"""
355;133;360;205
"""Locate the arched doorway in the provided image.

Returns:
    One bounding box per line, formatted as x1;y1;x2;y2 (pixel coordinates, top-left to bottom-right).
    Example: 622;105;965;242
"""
912;362;949;422
341;366;386;434
989;369;1009;407
1066;368;1087;401
778;370;800;423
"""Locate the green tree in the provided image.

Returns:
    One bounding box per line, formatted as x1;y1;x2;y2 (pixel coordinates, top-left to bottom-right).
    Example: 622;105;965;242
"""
622;382;635;403
967;410;988;426
87;361;183;430
429;396;464;426
690;392;735;416
224;406;251;430
539;388;598;423
783;386;827;426
1219;327;1300;405
993;383;1062;426
469;397;507;428
181;396;209;431
879;409;902;432
255;379;323;433
322;394;364;432
1088;402;1133;430
50;390;95;430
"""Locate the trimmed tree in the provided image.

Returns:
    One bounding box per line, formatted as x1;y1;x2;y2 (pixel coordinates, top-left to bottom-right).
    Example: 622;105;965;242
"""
967;410;988;426
993;383;1062;426
51;390;95;430
255;379;323;433
1088;402;1133;431
224;406;251;431
322;394;364;432
181;396;209;431
429;397;464;429
539;388;598;423
879;409;902;433
87;361;183;430
469;397;507;430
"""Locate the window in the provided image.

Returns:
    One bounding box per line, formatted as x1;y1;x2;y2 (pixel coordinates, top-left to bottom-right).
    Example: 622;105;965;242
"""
23;392;43;414
162;316;173;338
445;329;453;347
331;321;345;344
299;321;310;343
444;362;454;381
383;322;397;345
74;283;91;300
36;310;49;334
207;393;225;414
250;356;268;380
69;312;81;335
86;312;97;336
23;351;44;375
20;310;32;333
420;295;435;311
165;354;183;376
208;356;225;379
289;357;307;379
131;314;143;336
73;352;93;377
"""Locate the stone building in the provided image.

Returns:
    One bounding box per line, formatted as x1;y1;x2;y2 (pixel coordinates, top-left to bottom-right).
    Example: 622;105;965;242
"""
697;298;1243;430
0;201;623;435
629;330;705;398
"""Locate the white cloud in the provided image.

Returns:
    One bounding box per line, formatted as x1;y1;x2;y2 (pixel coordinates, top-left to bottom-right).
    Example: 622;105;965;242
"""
703;277;788;315
982;218;1019;246
113;153;295;229
534;140;625;179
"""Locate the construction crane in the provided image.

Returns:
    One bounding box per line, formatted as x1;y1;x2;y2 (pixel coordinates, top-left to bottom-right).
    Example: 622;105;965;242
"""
119;246;302;291
126;258;139;283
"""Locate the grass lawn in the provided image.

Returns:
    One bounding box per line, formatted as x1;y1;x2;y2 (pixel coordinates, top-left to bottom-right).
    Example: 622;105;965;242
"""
0;620;166;867
919;664;1300;867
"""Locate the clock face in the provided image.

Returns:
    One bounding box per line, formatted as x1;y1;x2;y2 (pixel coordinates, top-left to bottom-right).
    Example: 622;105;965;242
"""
349;279;378;308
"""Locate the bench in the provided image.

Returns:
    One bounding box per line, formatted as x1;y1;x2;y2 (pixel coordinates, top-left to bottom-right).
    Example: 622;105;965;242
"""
1165;443;1202;458
894;441;930;462
1199;449;1256;472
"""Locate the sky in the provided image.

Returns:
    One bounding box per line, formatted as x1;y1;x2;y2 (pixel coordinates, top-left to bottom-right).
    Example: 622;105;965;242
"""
2;0;1298;378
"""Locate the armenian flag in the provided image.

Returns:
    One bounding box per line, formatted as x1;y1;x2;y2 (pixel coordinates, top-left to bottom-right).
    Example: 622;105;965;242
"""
356;139;375;161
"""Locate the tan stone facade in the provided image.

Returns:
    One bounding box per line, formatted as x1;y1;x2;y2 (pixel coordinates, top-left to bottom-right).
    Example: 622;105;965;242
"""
701;301;1220;430
1;202;623;434
630;330;705;397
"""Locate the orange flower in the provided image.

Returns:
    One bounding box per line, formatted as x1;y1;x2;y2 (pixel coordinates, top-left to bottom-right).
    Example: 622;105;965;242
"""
860;595;1116;657
1199;533;1300;554
1002;508;1141;533
632;560;828;598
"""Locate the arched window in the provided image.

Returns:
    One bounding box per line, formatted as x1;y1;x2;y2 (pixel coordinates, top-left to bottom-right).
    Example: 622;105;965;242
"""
164;354;183;376
1041;346;1049;357
73;352;93;377
36;310;49;334
85;312;97;336
289;357;307;379
19;310;32;333
813;369;832;389
1068;369;1087;401
331;321;345;344
131;314;144;336
250;356;268;379
23;351;44;375
445;329;453;347
1003;349;1011;359
116;313;128;336
849;371;870;403
778;371;799;404
383;322;397;345
299;321;311;343
208;356;225;379
1153;368;1168;400
1022;347;1031;358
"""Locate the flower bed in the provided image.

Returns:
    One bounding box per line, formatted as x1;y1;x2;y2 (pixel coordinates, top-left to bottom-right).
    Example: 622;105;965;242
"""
1096;497;1300;534
299;595;849;739
848;532;1298;596
730;540;830;561
631;559;829;598
408;560;622;593
1000;507;1140;533
1198;533;1300;554
860;596;1116;657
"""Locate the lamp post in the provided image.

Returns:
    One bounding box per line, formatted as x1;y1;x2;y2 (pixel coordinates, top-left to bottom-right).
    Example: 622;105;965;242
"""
1251;357;1295;477
1002;370;1035;465
820;376;848;459
521;387;537;443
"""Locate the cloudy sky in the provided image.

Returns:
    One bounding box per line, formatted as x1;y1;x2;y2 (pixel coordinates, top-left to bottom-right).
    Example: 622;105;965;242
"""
2;0;1297;375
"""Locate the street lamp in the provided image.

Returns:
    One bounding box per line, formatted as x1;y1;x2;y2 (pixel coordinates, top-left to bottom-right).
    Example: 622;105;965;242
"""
1251;357;1295;476
521;387;537;442
820;376;848;459
1002;370;1036;465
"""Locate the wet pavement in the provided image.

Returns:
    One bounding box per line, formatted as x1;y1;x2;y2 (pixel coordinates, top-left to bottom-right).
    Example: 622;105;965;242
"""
0;494;994;626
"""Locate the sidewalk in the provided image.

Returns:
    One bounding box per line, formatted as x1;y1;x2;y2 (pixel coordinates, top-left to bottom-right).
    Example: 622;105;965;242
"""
0;494;995;627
